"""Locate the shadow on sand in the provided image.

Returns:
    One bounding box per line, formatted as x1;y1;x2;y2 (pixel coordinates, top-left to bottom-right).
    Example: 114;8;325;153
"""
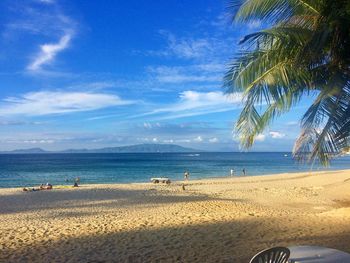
0;186;244;215
1;215;350;263
1;187;350;262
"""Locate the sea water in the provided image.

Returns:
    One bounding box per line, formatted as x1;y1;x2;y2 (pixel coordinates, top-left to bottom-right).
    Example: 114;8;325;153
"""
0;152;349;188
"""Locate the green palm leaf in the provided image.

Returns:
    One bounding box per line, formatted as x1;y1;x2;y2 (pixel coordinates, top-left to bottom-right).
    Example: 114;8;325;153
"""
226;0;350;165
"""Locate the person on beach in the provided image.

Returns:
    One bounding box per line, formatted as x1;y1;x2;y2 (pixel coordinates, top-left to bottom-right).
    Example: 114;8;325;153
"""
242;168;246;176
23;187;40;192
230;169;234;176
184;171;189;180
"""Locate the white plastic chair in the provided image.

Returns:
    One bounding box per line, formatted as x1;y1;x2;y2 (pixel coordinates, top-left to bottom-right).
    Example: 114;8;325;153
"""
250;247;290;263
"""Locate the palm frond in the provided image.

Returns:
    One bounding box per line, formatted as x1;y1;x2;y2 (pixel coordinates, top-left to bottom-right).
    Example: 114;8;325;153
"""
231;0;319;23
226;0;350;165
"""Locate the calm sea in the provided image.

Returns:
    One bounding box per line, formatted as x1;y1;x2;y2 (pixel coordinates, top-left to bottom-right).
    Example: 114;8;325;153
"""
0;152;349;188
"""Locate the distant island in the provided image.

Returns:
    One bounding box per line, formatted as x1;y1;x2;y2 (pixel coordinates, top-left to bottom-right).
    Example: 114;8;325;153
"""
0;144;201;154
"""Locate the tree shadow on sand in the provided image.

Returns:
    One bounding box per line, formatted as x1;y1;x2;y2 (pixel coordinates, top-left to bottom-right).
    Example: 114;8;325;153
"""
0;186;245;215
1;216;350;263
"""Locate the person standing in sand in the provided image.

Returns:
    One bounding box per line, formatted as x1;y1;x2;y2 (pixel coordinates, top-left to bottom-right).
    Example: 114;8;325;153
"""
184;171;189;180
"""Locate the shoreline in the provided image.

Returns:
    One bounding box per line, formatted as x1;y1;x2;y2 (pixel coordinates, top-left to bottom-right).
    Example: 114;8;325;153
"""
1;168;349;191
1;169;350;262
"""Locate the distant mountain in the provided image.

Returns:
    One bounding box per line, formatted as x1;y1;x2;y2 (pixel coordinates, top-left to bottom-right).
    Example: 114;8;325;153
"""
0;144;201;154
2;148;49;154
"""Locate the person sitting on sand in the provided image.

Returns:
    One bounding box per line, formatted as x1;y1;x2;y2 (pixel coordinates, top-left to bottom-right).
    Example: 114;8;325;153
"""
45;183;53;190
22;186;42;192
73;182;79;187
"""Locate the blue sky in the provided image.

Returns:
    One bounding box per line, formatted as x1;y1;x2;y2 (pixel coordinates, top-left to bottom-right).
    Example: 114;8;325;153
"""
0;0;311;151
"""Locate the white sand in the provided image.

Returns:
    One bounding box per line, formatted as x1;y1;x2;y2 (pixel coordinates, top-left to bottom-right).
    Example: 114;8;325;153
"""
1;169;350;262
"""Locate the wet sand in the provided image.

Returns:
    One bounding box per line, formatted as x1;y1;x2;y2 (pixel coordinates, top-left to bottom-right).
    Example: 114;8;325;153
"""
1;169;350;262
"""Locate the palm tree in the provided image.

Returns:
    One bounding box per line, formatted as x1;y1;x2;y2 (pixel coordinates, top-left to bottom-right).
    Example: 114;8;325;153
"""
225;0;350;165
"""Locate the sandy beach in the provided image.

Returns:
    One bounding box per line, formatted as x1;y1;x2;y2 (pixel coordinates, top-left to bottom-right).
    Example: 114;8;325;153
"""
1;169;350;262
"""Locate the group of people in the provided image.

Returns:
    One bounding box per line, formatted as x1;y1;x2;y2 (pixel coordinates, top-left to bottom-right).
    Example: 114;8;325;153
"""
23;182;53;192
230;168;246;176
22;177;81;192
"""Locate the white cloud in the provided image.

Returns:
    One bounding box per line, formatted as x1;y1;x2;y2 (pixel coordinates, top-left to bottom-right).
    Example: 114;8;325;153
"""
194;136;203;142
209;137;219;143
269;131;286;139
0;91;134;116
143;122;152;129
4;1;77;74
23;139;55;144
27;33;72;71
137;91;243;120
255;134;266;141
175;139;191;143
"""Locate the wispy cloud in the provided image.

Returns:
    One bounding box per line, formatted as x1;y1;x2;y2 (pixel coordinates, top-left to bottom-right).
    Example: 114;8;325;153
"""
147;65;221;84
0;91;134;116
36;0;55;4
136;91;243;120
0;120;42;126
68;81;121;91
148;30;234;61
27;33;72;71
4;0;77;74
148;31;212;59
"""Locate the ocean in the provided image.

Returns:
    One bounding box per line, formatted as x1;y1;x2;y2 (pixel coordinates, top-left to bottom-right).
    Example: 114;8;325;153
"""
0;152;349;188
